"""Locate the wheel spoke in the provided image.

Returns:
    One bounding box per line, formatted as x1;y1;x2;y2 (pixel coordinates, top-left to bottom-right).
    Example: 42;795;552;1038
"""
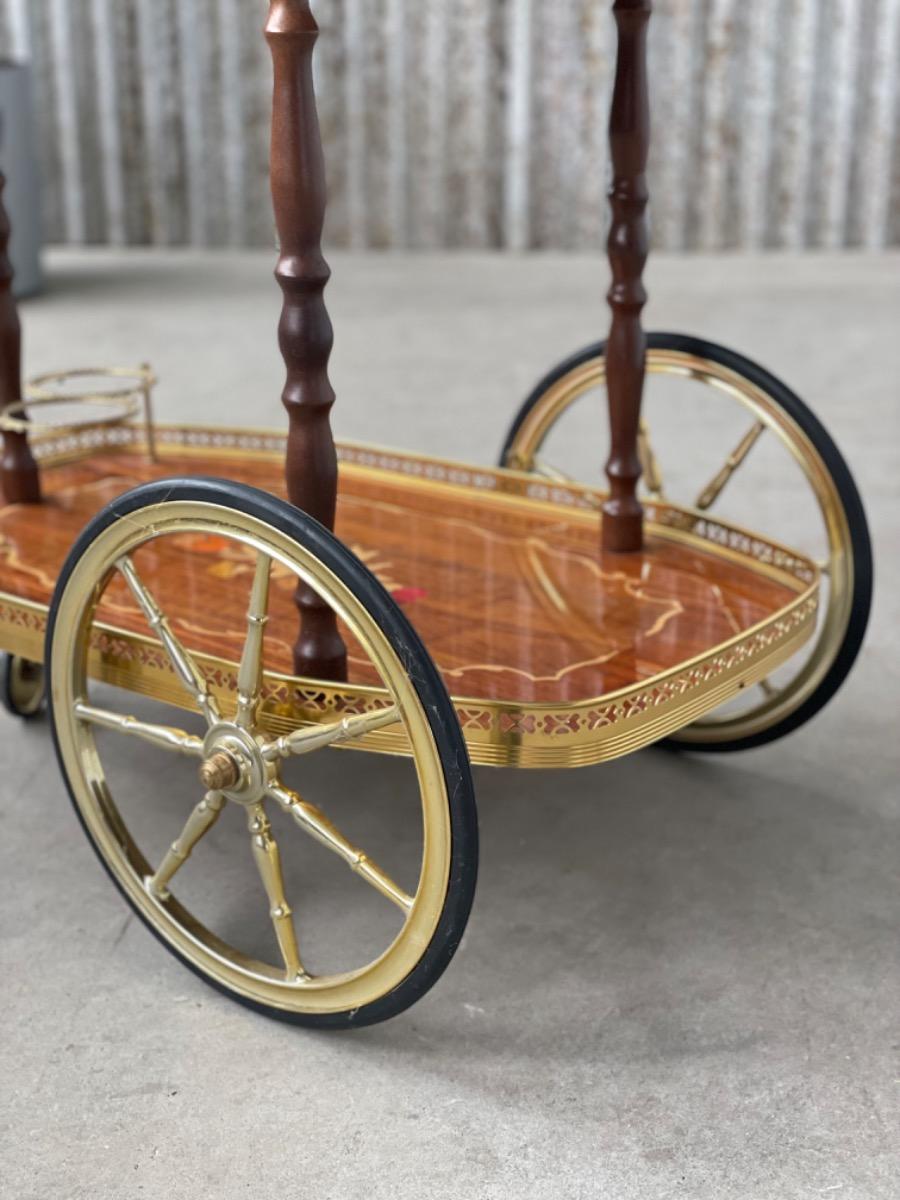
246;802;308;981
116;555;220;725
147;790;225;896
235;552;271;729
74;701;204;756
262;705;401;761
637;418;665;499
695;421;765;511
267;782;414;913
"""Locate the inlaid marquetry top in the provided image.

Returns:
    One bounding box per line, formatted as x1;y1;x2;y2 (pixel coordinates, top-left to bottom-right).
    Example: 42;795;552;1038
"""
0;427;819;767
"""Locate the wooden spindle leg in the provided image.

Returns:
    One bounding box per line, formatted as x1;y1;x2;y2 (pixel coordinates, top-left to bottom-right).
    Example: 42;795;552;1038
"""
265;1;346;680
602;0;651;553
0;172;41;505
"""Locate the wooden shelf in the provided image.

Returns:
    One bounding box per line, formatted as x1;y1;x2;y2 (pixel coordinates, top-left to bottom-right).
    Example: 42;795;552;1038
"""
0;425;820;767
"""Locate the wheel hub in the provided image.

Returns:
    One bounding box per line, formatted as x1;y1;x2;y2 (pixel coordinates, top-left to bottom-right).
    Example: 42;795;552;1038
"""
200;723;271;804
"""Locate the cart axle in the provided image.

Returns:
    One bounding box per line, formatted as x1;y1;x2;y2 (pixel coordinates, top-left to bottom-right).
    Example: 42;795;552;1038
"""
199;750;241;792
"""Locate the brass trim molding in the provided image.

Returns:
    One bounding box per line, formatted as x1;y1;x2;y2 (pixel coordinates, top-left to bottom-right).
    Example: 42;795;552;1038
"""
0;587;816;769
27;420;821;587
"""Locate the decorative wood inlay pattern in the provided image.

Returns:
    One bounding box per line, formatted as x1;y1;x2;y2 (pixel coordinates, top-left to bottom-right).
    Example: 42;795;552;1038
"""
0;432;819;765
265;0;346;681
0;439;813;707
20;420;820;592
0;173;40;504
602;0;651;554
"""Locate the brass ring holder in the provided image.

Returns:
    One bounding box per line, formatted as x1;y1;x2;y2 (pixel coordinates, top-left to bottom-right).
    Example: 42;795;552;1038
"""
1;365;158;461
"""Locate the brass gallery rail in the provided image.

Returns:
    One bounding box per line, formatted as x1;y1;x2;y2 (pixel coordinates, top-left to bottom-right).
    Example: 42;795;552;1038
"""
0;424;819;768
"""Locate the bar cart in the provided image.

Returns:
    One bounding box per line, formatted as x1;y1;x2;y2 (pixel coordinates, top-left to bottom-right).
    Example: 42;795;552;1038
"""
0;2;871;1027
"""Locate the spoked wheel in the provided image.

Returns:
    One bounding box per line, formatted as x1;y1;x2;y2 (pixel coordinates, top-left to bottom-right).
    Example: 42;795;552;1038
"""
47;479;477;1027
500;333;872;751
0;653;46;719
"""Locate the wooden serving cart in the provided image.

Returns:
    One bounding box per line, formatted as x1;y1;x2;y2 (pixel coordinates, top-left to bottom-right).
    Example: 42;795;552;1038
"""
0;2;872;1028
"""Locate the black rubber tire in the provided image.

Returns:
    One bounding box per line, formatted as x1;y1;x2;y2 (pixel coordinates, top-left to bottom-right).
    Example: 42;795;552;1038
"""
500;333;873;752
47;477;479;1028
0;653;46;720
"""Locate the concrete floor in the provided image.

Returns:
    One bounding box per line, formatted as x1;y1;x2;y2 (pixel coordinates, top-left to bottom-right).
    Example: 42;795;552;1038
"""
2;250;898;1199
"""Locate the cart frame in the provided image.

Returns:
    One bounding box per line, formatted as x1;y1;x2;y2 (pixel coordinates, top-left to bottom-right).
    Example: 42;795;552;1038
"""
0;1;871;1027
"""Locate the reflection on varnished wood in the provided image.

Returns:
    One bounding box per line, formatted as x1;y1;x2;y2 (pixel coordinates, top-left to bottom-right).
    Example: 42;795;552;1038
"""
0;448;801;705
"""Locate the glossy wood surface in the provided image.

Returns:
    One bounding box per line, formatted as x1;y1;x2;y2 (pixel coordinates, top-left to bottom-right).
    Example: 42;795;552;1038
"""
603;0;651;553
0;172;41;504
265;1;346;680
0;446;800;706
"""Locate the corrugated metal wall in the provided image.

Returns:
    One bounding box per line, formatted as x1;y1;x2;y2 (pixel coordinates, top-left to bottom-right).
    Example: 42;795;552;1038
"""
1;0;898;250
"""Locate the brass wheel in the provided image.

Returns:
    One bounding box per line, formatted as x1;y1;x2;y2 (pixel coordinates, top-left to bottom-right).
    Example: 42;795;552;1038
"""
500;334;872;750
47;479;477;1027
1;653;46;719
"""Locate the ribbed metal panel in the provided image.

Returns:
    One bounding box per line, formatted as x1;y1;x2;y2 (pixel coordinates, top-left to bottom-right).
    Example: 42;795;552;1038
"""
0;0;896;249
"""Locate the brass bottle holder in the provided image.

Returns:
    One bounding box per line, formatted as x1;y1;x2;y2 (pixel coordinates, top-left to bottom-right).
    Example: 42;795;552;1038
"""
1;364;157;462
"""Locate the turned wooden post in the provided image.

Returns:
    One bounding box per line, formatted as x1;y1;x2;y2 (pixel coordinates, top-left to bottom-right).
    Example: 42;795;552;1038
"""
602;0;651;553
265;1;346;680
0;171;40;504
